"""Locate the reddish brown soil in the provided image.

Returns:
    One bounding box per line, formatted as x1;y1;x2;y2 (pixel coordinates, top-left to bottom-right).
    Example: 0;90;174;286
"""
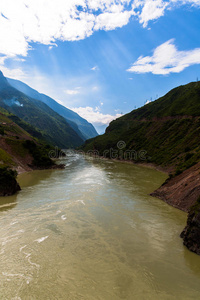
0;137;33;173
151;162;200;212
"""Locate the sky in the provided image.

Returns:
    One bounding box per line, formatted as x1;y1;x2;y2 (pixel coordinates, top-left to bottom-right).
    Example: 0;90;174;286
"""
0;0;200;133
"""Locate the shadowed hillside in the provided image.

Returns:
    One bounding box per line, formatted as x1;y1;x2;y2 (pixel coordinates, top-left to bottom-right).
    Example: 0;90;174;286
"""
0;71;84;148
7;77;98;140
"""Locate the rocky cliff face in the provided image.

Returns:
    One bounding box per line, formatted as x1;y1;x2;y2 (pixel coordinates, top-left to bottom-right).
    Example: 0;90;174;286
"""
180;198;200;255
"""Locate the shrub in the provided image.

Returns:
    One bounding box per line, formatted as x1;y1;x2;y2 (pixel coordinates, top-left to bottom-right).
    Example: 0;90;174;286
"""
23;140;54;168
175;168;183;176
185;152;193;161
0;166;17;185
0;126;4;135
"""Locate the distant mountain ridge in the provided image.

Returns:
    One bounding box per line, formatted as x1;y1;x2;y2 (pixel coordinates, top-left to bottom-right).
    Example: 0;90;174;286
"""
0;71;84;148
7;78;98;140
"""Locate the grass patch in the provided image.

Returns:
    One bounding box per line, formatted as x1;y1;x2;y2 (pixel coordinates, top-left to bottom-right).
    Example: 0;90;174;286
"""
0;148;15;166
5;138;29;157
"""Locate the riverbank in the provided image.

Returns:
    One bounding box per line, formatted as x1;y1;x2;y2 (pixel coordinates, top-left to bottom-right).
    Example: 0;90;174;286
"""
151;162;200;212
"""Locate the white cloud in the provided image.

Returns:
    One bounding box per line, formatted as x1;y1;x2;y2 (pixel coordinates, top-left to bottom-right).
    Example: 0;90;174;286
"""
0;0;134;61
71;106;122;126
64;89;80;95
91;66;98;71
138;0;168;27
145;99;152;104
0;64;27;80
94;10;133;31
0;0;200;79
127;39;200;75
0;0;199;68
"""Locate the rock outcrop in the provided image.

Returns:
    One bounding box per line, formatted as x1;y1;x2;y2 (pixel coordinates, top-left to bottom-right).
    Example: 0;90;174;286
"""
0;179;21;196
180;198;200;255
0;167;21;196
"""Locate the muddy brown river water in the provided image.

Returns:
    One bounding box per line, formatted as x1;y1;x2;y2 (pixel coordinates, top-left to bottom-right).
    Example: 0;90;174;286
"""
0;152;200;299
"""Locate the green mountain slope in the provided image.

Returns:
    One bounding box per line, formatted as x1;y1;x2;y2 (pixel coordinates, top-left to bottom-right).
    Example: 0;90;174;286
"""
0;71;84;148
0;109;57;170
0;108;65;195
7;78;98;140
81;81;200;173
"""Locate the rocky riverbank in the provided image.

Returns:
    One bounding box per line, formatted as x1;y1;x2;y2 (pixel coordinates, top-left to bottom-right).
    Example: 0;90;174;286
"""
0;167;21;196
151;162;200;255
180;197;200;255
151;162;200;212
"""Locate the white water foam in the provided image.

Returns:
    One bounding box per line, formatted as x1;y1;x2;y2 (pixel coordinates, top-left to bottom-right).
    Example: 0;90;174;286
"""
76;200;85;206
10;221;18;226
0;202;17;209
34;236;49;243
19;245;27;252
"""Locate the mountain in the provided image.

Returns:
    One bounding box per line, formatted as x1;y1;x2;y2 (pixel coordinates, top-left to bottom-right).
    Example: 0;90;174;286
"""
0;71;84;148
82;81;200;173
7;78;98;140
0;107;65;194
0;107;54;170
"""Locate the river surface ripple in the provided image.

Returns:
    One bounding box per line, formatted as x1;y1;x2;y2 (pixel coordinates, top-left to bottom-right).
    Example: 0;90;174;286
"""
0;152;200;300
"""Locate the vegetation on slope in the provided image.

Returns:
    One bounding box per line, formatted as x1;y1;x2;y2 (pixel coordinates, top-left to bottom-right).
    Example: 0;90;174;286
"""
81;81;200;174
0;109;66;196
23;140;54;168
0;110;63;170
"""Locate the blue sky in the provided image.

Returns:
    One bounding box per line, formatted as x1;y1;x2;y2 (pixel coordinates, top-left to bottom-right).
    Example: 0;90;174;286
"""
0;0;200;133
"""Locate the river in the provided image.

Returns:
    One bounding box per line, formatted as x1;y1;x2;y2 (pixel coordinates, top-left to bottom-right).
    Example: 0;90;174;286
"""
0;152;200;300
